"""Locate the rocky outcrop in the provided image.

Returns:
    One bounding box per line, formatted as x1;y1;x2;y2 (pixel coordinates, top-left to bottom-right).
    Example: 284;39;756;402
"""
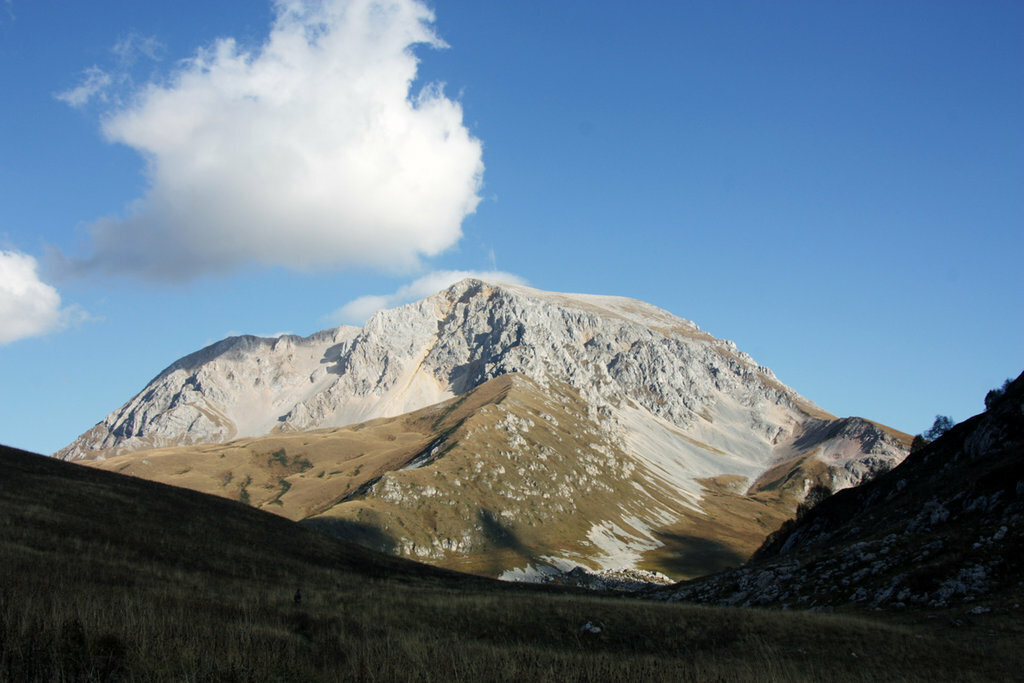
653;372;1024;610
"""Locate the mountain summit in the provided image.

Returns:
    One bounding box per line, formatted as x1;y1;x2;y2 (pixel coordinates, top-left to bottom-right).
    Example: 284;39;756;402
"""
58;279;909;577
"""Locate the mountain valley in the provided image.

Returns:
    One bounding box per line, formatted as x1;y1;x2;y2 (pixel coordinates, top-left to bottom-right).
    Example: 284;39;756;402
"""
3;441;1019;680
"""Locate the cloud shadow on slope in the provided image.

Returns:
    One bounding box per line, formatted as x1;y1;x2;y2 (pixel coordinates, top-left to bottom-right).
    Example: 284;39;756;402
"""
651;532;748;579
478;509;531;556
302;517;397;556
320;342;350;376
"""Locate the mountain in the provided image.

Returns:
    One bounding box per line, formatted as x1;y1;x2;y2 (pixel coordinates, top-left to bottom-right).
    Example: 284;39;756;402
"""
57;279;910;578
653;372;1024;611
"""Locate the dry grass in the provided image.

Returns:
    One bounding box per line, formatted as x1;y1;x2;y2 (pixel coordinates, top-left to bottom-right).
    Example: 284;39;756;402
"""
640;475;794;578
2;444;1018;681
85;375;519;521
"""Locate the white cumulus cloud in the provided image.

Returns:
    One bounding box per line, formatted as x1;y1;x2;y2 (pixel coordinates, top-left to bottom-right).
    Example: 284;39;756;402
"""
70;0;483;281
327;270;526;325
0;250;73;344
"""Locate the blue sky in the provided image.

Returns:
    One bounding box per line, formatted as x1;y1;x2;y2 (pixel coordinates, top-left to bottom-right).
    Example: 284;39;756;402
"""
1;0;1021;455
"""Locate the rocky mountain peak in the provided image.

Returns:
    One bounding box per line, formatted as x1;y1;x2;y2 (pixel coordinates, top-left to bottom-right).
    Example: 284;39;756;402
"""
56;282;883;474
60;280;914;578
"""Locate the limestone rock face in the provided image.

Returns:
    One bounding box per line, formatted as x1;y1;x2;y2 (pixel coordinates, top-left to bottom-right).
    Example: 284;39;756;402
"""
57;278;906;501
56;328;360;460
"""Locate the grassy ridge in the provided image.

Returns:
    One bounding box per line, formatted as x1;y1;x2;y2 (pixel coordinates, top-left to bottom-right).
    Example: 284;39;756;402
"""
82;374;810;580
0;445;1014;680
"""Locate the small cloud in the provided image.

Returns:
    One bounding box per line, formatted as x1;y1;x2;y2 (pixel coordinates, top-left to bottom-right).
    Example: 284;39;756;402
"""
112;32;164;63
325;269;526;325
55;33;163;111
211;330;293;346
331;295;391;326
62;0;484;282
0;250;86;344
54;66;114;108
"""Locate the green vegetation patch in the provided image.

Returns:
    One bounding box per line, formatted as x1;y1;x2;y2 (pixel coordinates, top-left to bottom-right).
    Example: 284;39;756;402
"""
264;448;314;474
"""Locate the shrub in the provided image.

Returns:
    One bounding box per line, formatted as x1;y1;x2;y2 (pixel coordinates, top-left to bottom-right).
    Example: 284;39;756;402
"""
984;378;1012;410
924;415;954;441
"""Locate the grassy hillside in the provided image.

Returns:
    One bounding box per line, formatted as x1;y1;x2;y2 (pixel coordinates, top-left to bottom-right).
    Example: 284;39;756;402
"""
1;444;1017;680
85;374;812;580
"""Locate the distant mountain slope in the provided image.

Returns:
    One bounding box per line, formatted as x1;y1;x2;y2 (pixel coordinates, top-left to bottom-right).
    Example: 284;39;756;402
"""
85;372;907;580
61;279;909;578
655;372;1024;610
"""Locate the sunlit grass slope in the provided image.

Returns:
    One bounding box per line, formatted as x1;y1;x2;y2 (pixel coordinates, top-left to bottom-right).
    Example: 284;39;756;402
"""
85;374;810;580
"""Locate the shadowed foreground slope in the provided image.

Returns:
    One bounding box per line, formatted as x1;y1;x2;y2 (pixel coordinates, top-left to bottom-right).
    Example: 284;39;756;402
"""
0;445;1016;680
